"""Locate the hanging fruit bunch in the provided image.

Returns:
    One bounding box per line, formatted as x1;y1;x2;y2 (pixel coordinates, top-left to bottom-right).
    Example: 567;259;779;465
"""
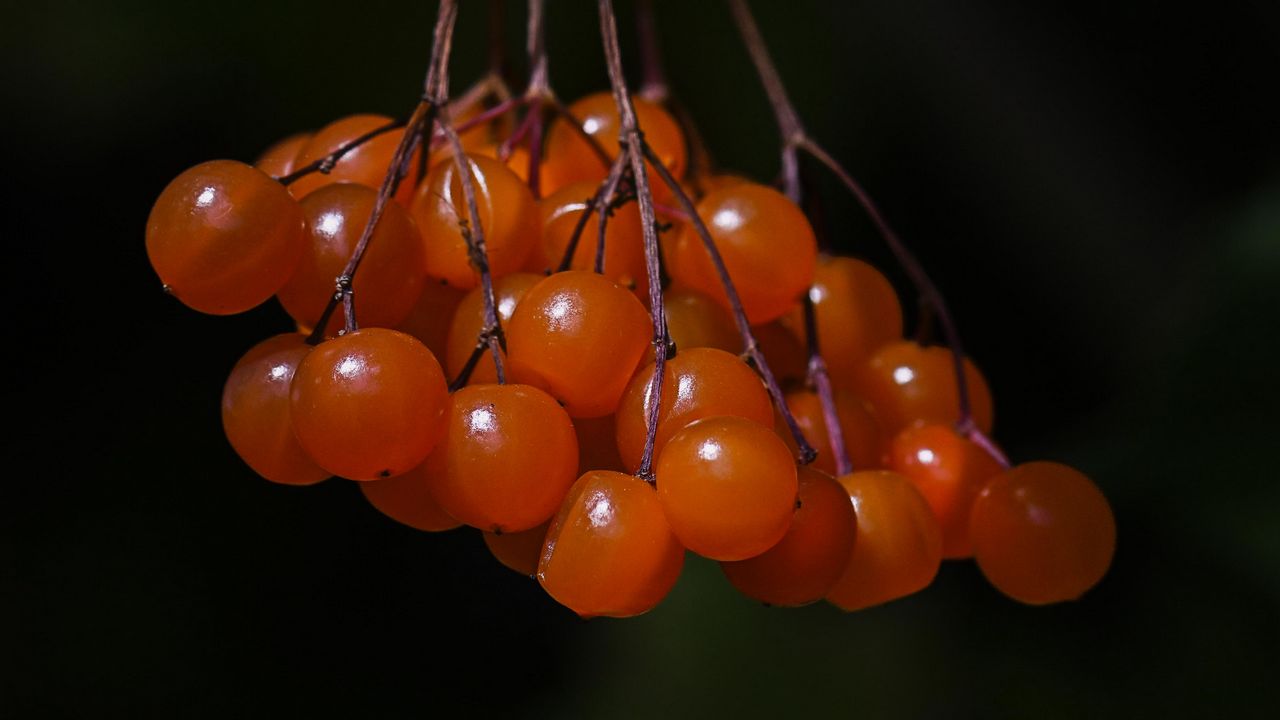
145;0;1115;618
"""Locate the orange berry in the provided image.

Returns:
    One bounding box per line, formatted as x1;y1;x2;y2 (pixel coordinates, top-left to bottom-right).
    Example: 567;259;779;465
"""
779;389;885;474
255;132;312;179
853;341;995;435
288;114;419;205
483;522;550;577
146;160;305;315
752;320;808;389
277;183;425;334
615;347;774;473
542;92;686;197
424;384;579;533
721;467;856;606
656;416;798;561
662;288;740;355
781;256;903;374
506;271;652;417
290;328;448;481
539;471;685;618
396;280;467;360
412;153;539;289
669;182;816;324
573;414;626;474
539;181;648;297
970;462;1115;604
221;334;329;486
826;470;943;611
444;272;542;386
360;465;460;532
888;424;1005;558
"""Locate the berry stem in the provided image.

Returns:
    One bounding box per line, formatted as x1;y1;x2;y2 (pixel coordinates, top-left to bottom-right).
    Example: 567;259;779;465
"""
307;0;459;344
597;0;669;482
729;0;994;456
639;140;817;466
635;0;668;104
802;293;852;475
440;118;507;385
276;119;406;186
556;153;628;273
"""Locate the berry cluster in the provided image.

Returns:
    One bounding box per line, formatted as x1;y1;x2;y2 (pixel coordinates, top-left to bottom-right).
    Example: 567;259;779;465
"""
147;0;1114;619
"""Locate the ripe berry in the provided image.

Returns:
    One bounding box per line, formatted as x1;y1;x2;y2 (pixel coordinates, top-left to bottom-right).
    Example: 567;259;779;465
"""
668;182;817;324
506;270;651;417
255;132;312;179
970;461;1115;604
290;328;448;481
573;414;626;474
360;464;461;532
720;467;856;606
221;333;329;486
662;288;740;355
484;522;550;577
853;341;995;435
146;159;305;315
424;384;579;534
827;470;942;611
412;153;539;289
656;416;798;561
539;181;647;297
277;183;425;335
396;280;467;360
887;424;1005;558
615;347;774;473
538;470;685;618
288;114;419;204
444;272;542;386
781;255;903;374
779;389;885;474
542;92;687;196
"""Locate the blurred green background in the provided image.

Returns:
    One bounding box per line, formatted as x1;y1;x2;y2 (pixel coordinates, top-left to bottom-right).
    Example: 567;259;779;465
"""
4;0;1279;716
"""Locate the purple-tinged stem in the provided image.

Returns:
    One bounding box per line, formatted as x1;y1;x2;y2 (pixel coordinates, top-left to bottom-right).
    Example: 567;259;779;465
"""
802;293;851;475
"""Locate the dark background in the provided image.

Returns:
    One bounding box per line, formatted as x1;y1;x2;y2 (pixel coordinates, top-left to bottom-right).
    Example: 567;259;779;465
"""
4;0;1279;717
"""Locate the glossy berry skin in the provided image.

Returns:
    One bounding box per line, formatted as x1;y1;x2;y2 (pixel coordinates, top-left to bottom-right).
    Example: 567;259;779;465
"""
484;522;550;577
288;114;419;205
970;462;1115;604
721;467;857;606
277;183;425;334
669;182;817;324
779;389;885;475
853;341;995;436
752;321;809;390
396;280;467;360
781;256;903;375
424;384;579;534
360;465;460;532
506;271;652;418
445;272;542;386
290;328;448;481
412;153;539;289
146;160;305;315
539;471;685;618
662;288;740;355
255;132;312;179
542;92;687;196
615;348;774;473
221;334;329;486
827;471;943;612
888;424;1005;558
656;416;799;561
539;181;648;296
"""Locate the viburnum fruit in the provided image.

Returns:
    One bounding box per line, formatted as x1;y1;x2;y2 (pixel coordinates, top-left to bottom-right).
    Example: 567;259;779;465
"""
289;328;448;481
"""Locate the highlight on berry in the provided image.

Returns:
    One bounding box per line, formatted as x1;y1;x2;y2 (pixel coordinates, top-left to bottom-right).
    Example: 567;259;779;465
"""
149;0;1115;618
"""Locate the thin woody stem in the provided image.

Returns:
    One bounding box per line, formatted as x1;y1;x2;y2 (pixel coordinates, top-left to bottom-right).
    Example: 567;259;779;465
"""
440;119;507;384
557;153;629;273
635;0;668;103
803;293;851;475
598;0;669;481
641;141;816;465
729;0;999;460
276;119;405;186
307;0;458;344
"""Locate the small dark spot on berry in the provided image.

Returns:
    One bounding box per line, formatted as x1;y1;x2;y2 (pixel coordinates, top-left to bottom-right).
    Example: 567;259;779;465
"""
379;469;392;478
